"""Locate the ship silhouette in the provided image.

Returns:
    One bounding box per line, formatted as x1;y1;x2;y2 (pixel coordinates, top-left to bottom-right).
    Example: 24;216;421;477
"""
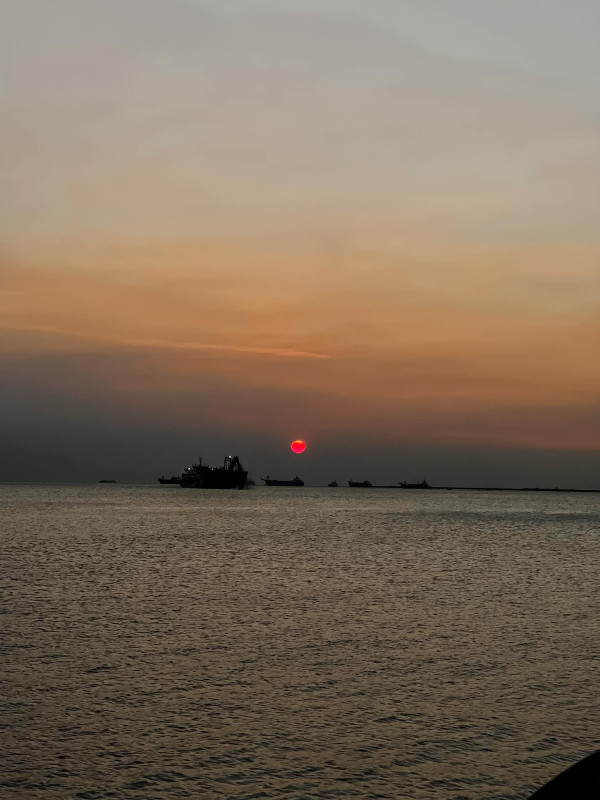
348;479;432;489
262;475;304;487
158;455;248;489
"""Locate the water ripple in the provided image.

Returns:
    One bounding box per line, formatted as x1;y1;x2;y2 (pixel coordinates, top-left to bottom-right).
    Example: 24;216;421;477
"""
2;485;598;799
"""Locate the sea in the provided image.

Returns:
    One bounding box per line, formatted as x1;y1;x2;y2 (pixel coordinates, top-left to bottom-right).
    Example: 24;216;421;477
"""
1;484;598;800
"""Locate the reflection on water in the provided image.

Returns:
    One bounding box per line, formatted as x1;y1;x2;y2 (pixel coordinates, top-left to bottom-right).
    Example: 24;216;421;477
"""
2;485;598;799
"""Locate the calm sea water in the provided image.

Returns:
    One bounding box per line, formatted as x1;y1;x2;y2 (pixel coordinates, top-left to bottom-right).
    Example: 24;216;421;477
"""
1;485;598;800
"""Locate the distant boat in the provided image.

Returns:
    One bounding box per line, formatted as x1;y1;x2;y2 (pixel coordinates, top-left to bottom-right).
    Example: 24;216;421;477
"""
262;475;304;487
328;481;339;487
348;480;372;488
399;480;431;489
180;455;248;489
99;479;117;484
157;455;248;489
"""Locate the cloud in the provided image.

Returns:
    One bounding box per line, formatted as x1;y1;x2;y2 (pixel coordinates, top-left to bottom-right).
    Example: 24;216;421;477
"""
2;2;599;244
125;338;332;360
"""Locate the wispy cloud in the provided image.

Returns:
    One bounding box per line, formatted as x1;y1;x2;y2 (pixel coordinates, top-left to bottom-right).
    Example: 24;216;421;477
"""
125;338;333;360
0;322;332;361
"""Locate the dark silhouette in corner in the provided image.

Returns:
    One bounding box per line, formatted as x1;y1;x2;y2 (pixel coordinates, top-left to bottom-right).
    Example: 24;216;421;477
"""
528;751;599;798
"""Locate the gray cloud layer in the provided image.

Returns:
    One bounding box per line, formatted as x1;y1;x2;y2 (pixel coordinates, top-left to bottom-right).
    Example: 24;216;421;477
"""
2;1;599;242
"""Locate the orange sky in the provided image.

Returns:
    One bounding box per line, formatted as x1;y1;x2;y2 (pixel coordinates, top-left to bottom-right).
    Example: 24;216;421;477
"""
3;237;598;453
1;1;599;483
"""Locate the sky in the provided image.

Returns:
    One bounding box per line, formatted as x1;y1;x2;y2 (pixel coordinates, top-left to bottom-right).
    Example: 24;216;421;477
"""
1;0;599;486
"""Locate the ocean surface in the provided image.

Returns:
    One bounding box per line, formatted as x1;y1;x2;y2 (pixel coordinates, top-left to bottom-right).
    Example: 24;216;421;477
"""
1;485;598;800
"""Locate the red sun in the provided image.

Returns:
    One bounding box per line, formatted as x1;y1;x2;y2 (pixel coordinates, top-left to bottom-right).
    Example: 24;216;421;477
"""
291;439;307;454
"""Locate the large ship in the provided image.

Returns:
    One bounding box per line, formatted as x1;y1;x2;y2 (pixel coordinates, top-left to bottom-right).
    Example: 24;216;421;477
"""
262;475;304;487
158;455;248;489
399;480;431;489
348;480;372;487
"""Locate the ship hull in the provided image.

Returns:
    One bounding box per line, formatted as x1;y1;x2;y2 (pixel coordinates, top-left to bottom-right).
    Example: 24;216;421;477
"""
262;478;304;487
180;471;247;489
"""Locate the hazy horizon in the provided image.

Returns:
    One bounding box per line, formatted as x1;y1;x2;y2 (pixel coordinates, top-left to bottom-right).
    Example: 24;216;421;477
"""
2;0;599;486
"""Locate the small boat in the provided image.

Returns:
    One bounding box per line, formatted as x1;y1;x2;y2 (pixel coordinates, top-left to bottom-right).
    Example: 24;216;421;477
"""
262;475;304;487
158;475;181;485
99;479;117;484
399;480;431;489
348;480;372;488
328;481;339;487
